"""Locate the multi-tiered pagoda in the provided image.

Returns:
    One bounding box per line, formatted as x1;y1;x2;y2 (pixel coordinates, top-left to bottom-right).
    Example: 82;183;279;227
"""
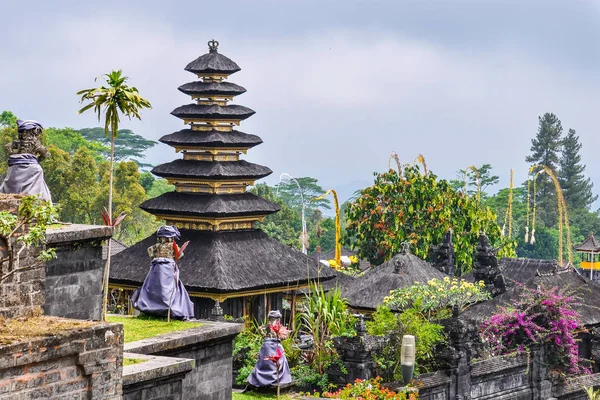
110;40;334;319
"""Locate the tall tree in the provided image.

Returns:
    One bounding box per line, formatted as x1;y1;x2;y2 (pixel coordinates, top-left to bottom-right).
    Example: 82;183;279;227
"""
77;70;151;321
450;164;499;199
526;113;563;227
77;127;157;167
345;165;515;272
44;127;108;160
252;183;302;248
275;176;331;211
558;129;597;212
0;111;17;128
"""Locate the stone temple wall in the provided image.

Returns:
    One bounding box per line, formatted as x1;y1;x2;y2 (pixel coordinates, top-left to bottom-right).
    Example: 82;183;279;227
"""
45;225;112;320
124;321;243;400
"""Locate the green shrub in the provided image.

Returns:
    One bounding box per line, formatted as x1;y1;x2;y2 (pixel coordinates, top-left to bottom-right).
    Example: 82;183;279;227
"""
371;306;447;379
232;323;263;385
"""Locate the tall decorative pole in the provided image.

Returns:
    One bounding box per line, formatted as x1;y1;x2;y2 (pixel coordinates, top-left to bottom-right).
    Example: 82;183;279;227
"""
388;151;402;175
527;164;573;266
276;173;308;254
414;154;428;176
312;189;341;268
502;169;514;238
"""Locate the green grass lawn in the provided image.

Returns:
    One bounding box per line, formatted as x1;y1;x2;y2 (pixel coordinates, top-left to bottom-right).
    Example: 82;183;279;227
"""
107;314;202;343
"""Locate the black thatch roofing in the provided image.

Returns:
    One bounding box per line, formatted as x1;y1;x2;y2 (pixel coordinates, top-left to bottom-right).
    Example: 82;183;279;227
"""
184;48;241;75
463;257;561;289
460;269;600;327
344;252;448;311
102;239;128;260
109;229;337;293
159;129;263;149
140;192;280;218
151;160;272;180
576;233;600;252
178;81;246;97
171;104;255;121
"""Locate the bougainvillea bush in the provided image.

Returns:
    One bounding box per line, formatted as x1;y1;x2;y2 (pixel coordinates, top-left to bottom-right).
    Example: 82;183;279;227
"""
480;285;589;378
384;277;490;319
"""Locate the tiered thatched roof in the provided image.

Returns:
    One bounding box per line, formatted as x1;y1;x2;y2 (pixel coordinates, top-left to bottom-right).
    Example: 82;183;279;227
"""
151;160;272;180
111;230;333;294
140;192;280;218
178;81;246;97
110;40;337;302
171;103;255;120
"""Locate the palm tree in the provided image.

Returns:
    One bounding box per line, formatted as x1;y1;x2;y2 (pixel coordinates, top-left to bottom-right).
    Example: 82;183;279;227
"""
77;70;151;321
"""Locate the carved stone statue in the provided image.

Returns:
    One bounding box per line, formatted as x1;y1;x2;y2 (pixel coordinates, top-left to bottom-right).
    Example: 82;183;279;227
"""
132;226;194;319
0;120;51;201
472;233;506;296
430;230;456;276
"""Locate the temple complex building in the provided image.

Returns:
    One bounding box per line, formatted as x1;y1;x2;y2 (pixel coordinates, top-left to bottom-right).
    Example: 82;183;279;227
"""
110;40;335;320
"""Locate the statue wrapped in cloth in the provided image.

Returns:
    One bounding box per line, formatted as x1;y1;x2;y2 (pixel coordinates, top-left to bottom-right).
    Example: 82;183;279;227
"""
132;226;195;320
247;310;292;387
0;120;51;201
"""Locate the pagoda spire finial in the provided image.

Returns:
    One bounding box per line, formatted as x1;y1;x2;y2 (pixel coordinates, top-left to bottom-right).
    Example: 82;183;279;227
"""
208;39;219;53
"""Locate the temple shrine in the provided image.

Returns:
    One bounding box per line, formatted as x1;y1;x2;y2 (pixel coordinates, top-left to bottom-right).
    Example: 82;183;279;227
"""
575;232;600;280
110;40;335;319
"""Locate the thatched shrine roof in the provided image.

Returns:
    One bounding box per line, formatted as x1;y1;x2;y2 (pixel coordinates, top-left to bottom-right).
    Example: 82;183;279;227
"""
110;229;337;294
463;257;562;289
344;250;448;311
460;268;600;327
171;104;255;121
140;192;280;218
178;81;246;97
184;47;241;75
159;129;263;149
151;160;272;180
576;232;600;252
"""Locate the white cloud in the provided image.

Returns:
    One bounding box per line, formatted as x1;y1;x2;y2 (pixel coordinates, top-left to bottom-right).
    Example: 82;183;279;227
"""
1;15;599;204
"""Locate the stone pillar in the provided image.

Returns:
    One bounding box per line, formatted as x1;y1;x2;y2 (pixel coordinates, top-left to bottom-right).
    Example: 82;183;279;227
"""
330;314;385;384
444;306;474;400
529;344;552;400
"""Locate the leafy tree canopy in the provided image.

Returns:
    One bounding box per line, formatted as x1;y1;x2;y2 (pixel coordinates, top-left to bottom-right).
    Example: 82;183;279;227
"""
275;176;331;211
559;128;597;212
0;110;17;128
43;127;108;161
346;165;515;272
77;127;156;167
450;163;499;199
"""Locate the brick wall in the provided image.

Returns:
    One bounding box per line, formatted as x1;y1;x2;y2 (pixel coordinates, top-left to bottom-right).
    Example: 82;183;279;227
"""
0;322;123;399
0;196;45;319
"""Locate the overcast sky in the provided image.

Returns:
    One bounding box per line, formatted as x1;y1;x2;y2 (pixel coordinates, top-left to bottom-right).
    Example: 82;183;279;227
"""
1;0;599;203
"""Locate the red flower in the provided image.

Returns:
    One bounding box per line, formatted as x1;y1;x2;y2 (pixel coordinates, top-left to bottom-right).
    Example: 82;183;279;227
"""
264;348;283;363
